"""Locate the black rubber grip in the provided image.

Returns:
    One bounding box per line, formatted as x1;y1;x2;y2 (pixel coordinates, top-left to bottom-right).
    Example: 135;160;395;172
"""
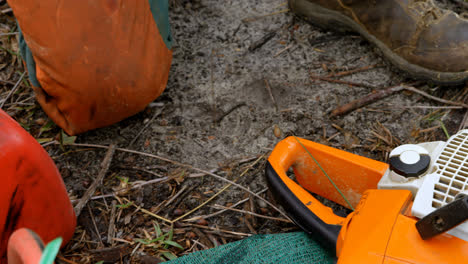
265;161;341;251
416;195;468;240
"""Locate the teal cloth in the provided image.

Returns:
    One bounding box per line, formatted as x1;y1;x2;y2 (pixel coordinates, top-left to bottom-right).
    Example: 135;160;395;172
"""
148;0;173;49
18;25;40;88
167;232;336;264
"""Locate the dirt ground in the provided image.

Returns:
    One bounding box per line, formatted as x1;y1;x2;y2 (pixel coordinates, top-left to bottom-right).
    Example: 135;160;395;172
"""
1;0;468;263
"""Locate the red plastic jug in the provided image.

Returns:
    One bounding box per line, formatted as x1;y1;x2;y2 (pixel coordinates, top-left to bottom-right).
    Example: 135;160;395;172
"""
0;110;76;261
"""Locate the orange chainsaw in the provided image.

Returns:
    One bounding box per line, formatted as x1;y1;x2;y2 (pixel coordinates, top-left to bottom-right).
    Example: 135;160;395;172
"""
266;132;468;263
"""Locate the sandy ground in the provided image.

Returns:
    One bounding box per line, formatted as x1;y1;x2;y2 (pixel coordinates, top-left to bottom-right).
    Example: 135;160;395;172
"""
1;0;468;262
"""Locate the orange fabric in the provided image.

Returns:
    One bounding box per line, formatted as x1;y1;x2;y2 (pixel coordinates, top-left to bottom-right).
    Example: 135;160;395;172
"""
8;0;172;135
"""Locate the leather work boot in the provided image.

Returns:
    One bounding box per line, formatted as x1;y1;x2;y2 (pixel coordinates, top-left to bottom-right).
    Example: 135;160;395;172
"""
289;0;468;85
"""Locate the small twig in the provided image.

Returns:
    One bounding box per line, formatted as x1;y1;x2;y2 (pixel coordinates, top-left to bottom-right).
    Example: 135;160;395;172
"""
171;156;265;223
215;103;247;123
107;200;117;245
248;31;276;52
326;132;340;142
56;256;80;264
210;49;217;121
185;188;268;222
273;43;294;57
382;104;463;110
0;71;26;109
1;8;12;14
244;190;257;229
310;72;377;89
326;64;381;78
87;204;104;247
206;233;221;247
170;183;202;210
163;185;188;208
0;32;19;36
74;144;116;217
192;228;214;248
211;204;291;223
404;85;468;108
188;169;219;178
264;79;279;111
116;166;165;178
124;197;172;224
371;130;392;146
191;239;209;250
0;79;16;85
459;110;468;131
185;223;251;237
331;84;468;117
112;238;132;244
331;85;405;116
129;108;164;147
231;22;243;38
248;191;257;228
455;86;468;131
188;157;258;178
79;177;169;201
242;9;289;23
419;125;442;134
130;243;141;257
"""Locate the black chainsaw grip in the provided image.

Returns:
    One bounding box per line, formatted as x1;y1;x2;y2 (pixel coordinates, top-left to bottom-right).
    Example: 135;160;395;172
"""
265;161;341;252
416;195;468;240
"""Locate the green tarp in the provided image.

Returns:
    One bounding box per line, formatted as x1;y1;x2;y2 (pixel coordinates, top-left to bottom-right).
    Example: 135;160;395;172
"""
167;232;336;264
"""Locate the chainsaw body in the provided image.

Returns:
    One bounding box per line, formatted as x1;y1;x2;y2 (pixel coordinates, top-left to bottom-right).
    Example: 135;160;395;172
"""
266;135;468;263
0;110;76;262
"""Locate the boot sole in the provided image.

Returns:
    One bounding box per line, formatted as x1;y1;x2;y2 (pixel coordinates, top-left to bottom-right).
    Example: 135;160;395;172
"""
290;0;468;85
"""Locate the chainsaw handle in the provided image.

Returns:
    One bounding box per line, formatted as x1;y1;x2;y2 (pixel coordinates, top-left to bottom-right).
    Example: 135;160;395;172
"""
266;136;389;251
265;162;343;251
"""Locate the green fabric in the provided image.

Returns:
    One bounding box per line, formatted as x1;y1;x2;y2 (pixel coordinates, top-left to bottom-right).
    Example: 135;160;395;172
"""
18;24;41;88
166;232;336;264
40;237;62;264
148;0;173;49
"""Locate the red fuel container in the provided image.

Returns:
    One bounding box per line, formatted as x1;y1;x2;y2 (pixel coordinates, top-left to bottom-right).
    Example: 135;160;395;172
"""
0;110;76;261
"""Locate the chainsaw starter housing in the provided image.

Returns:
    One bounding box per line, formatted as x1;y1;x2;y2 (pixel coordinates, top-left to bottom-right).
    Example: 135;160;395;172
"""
378;130;468;242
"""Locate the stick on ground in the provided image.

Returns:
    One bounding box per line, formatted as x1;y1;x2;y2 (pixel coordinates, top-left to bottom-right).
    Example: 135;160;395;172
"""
331;84;468;117
327;64;381;78
310;72;378;89
264;79;279;111
60;142;291;221
129;108;164;147
107;200;117;245
248;31;276;52
74;144;116;217
331;85;405;116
